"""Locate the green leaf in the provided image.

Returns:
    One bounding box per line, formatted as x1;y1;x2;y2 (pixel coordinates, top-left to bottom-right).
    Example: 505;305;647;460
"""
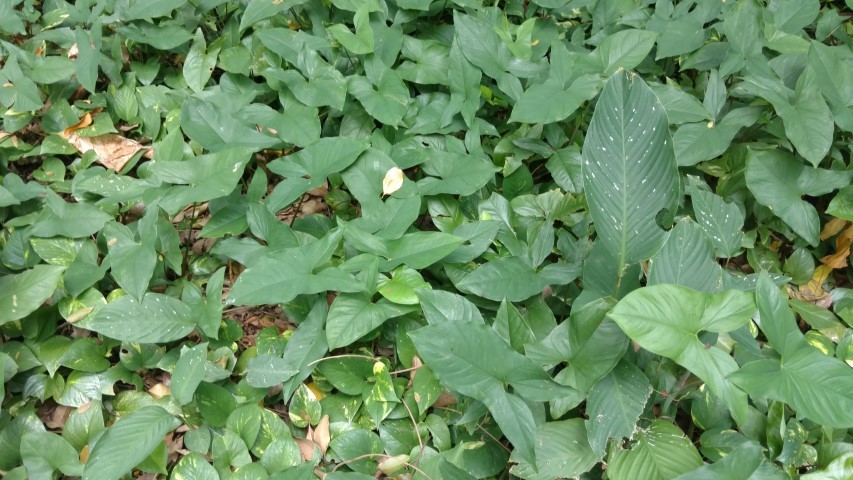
493;299;535;353
20;432;83;478
452;11;510;80
73;27;100;93
170;453;220;480
777;68;834;167
227;230;365;305
279;300;329;401
415;289;485;325
171;342;208;406
0;265;64;325
582;71;679;271
397;37;449;85
326;294;411;349
382;231;463;270
122;0;187;20
673;108;759;167
411;322;577;464
608;420;704;480
596;30;659;76
266;138;369;211
480;387;538;467
83;406;177;480
729;275;853;428
689;180;745;258
828;186;853;222
78;293;194;343
807;41;853;131
196;382;236;428
655;14;706;59
240;0;306;31
330;429;384;474
721;0;762;61
672;441;765;480
347;71;408;126
317;357;373;395
377;267;429;305
649;83;712;125
103;222;155;301
153;148;254;215
609;285;755;424
746;148;851;246
328;5;374;54
246;354;297;388
183;29;219;94
510;419;599;480
585;360;652;456
180;97;277;152
456;257;549;302
647;219;723;293
417;150;497;197
509;76;601;124
769;0;819;33
31;190;112;238
448;40;482;127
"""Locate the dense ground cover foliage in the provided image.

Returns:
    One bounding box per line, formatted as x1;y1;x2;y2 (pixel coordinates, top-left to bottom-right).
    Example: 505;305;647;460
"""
1;0;853;478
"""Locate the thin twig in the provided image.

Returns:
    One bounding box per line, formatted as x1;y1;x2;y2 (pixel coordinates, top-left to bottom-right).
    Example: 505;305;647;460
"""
401;396;425;464
306;354;378;367
330;453;433;480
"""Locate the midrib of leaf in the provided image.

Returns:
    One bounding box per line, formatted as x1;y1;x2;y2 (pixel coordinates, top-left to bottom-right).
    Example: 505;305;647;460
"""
619;91;628;285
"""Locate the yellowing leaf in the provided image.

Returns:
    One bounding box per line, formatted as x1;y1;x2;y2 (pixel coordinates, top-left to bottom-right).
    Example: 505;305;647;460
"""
820;223;853;269
382;166;405;196
63;112;93;136
791;264;833;307
820;217;848;241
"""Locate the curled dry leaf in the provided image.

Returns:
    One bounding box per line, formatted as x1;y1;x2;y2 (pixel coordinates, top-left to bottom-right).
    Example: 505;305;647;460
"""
382;166;405;196
61;113;154;171
44;405;73;429
148;383;171;399
312;414;330;454
0;131;20;148
408;356;423;388
378;454;410;475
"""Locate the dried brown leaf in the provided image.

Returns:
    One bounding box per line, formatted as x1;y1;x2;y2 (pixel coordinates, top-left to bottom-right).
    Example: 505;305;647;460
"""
312;415;330;455
433;391;457;408
295;437;316;462
61;113;154;171
63;132;153;171
44;405;73;429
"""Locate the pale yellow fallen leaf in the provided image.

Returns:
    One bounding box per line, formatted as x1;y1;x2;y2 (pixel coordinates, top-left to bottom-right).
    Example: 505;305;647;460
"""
382;166;405;196
148;383;171;399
